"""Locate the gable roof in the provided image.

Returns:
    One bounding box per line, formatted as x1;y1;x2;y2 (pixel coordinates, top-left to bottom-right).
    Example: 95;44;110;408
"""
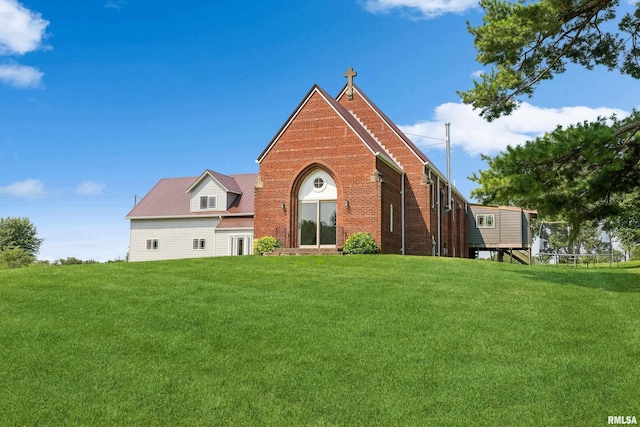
256;84;402;173
126;172;257;219
337;83;430;165
337;83;468;201
187;169;243;194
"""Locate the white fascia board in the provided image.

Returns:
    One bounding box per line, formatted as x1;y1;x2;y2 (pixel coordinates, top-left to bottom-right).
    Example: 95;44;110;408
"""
126;212;254;220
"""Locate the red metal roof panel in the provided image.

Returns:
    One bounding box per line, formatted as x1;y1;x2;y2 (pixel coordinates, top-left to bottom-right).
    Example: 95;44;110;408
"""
126;172;257;218
216;217;254;229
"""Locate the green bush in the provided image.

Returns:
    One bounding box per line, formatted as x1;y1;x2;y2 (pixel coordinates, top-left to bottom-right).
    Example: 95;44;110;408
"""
253;236;282;255
342;232;380;255
0;247;34;269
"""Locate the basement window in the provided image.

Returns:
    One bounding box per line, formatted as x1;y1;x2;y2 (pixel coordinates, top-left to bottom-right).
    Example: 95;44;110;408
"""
476;214;495;228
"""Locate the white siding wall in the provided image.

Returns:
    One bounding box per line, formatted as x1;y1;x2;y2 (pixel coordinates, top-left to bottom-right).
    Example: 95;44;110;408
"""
214;230;253;256
190;176;228;212
129;217;221;262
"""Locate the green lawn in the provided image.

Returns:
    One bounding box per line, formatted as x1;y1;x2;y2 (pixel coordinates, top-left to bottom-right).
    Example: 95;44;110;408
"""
1;256;638;426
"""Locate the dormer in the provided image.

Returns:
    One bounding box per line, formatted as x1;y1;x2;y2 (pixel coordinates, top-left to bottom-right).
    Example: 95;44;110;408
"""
187;170;243;212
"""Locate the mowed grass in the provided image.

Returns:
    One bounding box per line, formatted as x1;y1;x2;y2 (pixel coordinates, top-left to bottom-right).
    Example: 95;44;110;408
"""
0;256;639;426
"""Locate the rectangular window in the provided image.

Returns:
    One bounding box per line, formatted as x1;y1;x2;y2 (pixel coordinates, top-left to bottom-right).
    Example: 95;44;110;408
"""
476;214;495;228
146;239;159;250
192;239;206;250
200;196;217;210
390;204;394;233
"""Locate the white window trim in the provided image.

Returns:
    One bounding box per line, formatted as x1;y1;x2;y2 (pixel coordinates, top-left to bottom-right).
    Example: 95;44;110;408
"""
192;238;206;250
390;204;394;233
476;214;496;229
146;238;159;250
200;196;217;210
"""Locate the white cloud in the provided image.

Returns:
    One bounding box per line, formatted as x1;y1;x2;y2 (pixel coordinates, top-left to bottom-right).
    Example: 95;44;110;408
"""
75;181;106;196
0;0;49;55
360;0;478;18
0;178;45;197
105;1;126;10
0;63;42;87
399;102;629;156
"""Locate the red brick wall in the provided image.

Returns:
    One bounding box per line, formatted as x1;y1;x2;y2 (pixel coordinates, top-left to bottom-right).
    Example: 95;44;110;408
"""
377;158;402;254
254;89;402;253
338;91;430;255
256;85;467;257
337;90;468;257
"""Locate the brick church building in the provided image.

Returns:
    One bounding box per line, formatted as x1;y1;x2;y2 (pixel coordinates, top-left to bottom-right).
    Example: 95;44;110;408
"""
254;69;468;257
127;69;484;261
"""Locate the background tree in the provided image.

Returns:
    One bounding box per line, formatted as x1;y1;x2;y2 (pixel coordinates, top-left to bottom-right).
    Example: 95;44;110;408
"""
0;247;34;269
471;112;640;243
609;193;640;259
459;0;640;121
0;217;44;259
539;220;607;254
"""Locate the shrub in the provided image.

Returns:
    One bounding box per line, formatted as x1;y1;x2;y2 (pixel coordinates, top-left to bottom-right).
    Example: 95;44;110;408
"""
253;236;282;255
0;247;34;269
55;257;84;266
342;232;380;255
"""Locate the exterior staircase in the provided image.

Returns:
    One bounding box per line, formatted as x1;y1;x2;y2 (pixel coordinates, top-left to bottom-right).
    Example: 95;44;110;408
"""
511;250;531;265
498;249;531;265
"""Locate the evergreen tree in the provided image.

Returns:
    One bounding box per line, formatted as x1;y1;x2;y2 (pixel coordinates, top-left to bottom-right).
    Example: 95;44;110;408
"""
470;112;640;244
459;0;640;122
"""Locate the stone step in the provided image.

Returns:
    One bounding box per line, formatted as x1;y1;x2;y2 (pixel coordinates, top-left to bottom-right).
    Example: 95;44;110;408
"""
263;248;343;256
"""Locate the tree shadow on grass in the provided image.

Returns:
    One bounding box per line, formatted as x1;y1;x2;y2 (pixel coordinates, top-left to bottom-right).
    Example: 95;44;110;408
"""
516;265;640;293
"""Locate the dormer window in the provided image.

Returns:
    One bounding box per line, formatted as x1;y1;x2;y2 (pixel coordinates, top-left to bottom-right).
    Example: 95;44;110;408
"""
200;196;217;210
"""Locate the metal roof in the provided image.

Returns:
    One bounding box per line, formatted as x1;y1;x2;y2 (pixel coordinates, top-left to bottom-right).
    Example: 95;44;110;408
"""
126;172;257;219
216;217;254;229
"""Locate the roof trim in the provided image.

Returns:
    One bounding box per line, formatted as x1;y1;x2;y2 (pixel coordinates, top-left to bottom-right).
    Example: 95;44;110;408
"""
375;152;404;174
337;84;430;166
468;203;538;215
186;169;243;194
126;212;254;220
257;84;319;163
214;226;253;230
337;83;468;201
257;84;401;171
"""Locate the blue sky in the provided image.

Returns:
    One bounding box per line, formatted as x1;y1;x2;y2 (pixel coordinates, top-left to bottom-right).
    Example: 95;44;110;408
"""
1;0;638;261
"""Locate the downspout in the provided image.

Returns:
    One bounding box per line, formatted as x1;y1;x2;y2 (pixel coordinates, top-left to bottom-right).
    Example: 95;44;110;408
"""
446;123;452;211
401;172;405;255
437;175;441;256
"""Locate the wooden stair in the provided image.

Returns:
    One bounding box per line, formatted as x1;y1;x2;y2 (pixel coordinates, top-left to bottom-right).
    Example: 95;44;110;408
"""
497;249;531;265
